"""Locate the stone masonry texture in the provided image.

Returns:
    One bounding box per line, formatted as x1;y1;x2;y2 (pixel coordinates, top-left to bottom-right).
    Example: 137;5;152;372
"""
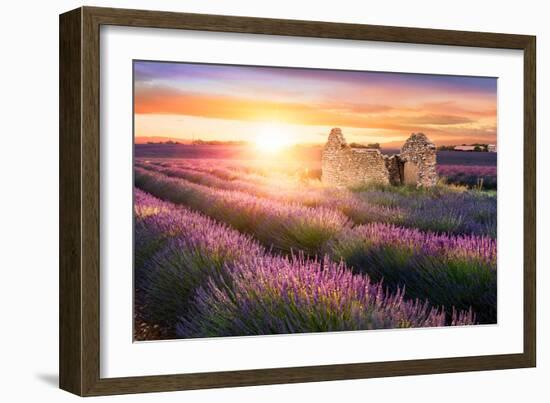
321;128;437;188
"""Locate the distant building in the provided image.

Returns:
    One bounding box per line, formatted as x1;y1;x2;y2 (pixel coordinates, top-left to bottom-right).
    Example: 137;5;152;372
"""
488;144;497;152
454;145;477;151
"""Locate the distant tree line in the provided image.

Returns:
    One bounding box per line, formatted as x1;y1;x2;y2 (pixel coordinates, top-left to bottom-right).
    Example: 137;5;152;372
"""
146;140;181;145
143;139;250;146
191;139;248;146
349;142;381;149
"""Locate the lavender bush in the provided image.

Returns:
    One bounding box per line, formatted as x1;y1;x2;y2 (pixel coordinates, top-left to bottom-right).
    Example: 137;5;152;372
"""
135;189;265;325
330;223;496;323
135;168;350;255
354;185;496;238
177;255;475;338
138;162;409;227
438;164;497;189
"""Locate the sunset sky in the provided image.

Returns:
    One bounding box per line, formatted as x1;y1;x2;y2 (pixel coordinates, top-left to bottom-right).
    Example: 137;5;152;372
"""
134;60;497;147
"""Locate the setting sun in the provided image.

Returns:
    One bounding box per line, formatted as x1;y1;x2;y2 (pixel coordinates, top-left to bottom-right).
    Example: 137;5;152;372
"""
254;125;293;153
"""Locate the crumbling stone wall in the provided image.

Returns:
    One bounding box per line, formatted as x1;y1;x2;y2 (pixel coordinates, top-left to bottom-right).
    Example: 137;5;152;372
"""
321;128;389;186
399;133;437;187
321;128;437;187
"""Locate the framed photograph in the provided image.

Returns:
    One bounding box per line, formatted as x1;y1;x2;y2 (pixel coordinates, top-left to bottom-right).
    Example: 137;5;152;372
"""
59;6;536;396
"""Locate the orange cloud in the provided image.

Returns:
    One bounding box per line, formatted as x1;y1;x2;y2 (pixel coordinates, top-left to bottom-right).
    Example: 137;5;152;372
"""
135;87;492;131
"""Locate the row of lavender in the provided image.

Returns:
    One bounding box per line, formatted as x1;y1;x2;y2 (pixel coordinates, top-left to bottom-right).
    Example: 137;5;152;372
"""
135;167;497;323
437;165;497;190
135;188;474;338
137;160;496;238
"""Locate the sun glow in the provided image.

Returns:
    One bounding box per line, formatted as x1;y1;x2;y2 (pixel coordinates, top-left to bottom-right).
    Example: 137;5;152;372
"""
254;124;293;153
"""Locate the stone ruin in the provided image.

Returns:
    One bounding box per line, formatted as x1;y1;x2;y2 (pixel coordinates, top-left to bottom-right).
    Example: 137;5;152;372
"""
321;128;437;187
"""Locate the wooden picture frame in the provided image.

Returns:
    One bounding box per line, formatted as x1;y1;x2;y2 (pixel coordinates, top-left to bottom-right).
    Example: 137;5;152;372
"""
59;6;536;396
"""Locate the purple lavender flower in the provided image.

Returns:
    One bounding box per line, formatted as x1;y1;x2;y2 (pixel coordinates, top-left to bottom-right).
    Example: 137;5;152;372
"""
177;254;475;338
437;164;497;189
330;223;496;323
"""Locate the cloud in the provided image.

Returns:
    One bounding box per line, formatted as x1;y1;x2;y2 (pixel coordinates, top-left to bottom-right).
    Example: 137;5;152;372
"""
403;114;474;125
134;87;398;128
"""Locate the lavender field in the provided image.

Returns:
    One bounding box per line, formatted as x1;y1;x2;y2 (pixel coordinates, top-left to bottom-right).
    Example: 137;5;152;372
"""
133;152;497;341
135;144;498;189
